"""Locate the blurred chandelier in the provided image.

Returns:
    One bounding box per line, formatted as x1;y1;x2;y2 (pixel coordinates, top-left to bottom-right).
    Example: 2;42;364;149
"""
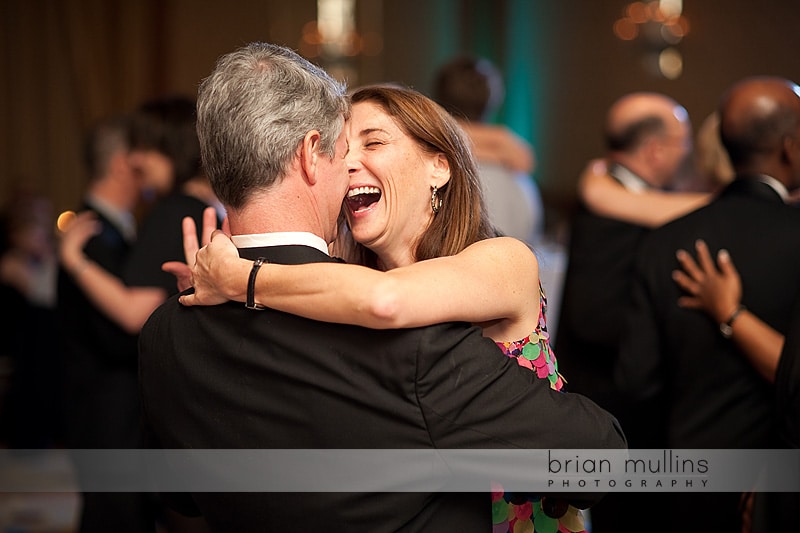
298;0;383;84
613;0;690;79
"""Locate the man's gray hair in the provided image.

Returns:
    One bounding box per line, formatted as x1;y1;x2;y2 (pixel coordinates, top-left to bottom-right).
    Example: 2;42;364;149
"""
197;42;349;209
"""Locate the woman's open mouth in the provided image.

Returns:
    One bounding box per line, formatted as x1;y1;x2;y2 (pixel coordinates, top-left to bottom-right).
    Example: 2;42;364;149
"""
345;186;381;213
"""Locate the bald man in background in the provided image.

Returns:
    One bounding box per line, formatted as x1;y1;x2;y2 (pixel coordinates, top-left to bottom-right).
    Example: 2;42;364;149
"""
617;77;800;532
556;92;692;442
554;92;692;533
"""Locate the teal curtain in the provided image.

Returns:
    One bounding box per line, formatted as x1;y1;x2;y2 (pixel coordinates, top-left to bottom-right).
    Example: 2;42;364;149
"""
446;0;543;181
501;1;538;151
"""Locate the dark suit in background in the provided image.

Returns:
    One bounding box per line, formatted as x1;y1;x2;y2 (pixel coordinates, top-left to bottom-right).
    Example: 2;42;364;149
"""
618;177;800;531
139;244;627;532
620;178;800;448
58;202;140;448
555;91;694;533
57;201;156;533
554;197;655;444
554;169;668;533
777;287;800;449
769;286;800;530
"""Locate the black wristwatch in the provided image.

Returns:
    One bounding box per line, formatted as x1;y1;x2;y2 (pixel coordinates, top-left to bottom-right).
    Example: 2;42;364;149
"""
719;305;746;338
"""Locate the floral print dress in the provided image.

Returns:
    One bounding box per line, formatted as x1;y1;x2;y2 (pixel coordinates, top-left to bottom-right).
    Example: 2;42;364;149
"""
491;282;586;533
495;281;564;391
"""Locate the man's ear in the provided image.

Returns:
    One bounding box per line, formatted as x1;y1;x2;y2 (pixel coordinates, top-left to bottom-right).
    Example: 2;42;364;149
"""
300;130;322;185
431;152;451;189
642;136;663;165
782;134;800;167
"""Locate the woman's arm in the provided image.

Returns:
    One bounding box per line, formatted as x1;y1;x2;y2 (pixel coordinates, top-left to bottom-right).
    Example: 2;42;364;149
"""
460;122;535;174
181;233;540;337
59;211;167;334
578;159;711;228
672;239;783;383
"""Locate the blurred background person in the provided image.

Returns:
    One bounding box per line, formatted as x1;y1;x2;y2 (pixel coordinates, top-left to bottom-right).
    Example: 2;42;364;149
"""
56;112;157;533
0;188;58;310
432;55;544;247
0;187;61;448
58;97;216;533
617;75;800;533
573;109;732;230
554;91;693;533
693;111;735;190
556;91;693;434
59;95;222;335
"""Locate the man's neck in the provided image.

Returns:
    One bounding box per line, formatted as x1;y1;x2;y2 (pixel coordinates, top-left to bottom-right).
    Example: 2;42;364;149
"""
85;191;137;241
226;203;329;245
89;175;139;213
225;173;335;245
231;232;329;255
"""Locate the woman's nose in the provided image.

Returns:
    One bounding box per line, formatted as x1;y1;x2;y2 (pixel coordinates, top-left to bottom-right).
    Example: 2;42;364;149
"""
345;152;360;173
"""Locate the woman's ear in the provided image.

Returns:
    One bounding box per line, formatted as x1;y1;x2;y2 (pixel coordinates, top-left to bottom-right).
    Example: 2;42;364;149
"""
431;152;451;188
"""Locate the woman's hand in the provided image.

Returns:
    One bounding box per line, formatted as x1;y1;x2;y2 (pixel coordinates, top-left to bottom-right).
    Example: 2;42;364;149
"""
672;239;742;324
59;211;101;275
178;230;248;307
162;206;221;292
673;239;782;383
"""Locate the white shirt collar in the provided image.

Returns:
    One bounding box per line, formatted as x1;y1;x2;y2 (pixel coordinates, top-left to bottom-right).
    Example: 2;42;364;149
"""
755;174;790;203
85;194;137;242
231;232;330;255
609;163;649;193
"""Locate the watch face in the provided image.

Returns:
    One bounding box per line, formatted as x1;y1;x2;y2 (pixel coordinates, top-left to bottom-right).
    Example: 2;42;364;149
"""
720;305;745;339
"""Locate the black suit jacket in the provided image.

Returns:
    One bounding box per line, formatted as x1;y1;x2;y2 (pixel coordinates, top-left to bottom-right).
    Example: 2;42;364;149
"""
618;177;800;449
139;244;626;532
776;287;800;448
57;203;141;448
555;202;650;425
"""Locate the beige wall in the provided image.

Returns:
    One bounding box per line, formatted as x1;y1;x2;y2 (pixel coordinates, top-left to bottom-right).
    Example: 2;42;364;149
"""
2;0;800;234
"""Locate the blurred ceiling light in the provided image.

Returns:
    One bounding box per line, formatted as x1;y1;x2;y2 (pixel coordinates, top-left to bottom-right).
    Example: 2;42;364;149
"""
300;0;382;61
614;17;639;40
317;0;356;56
626;2;648;23
660;0;683;17
56;211;76;233
658;47;683;79
614;0;689;79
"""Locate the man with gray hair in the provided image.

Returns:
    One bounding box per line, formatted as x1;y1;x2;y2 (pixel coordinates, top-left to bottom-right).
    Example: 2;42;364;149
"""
139;42;625;531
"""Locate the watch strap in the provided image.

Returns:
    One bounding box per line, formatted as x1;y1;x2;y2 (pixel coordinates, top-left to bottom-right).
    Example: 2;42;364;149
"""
719;304;746;338
245;257;267;310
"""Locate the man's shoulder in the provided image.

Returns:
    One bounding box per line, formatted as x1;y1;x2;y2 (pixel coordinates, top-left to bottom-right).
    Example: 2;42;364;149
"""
140;290;187;333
